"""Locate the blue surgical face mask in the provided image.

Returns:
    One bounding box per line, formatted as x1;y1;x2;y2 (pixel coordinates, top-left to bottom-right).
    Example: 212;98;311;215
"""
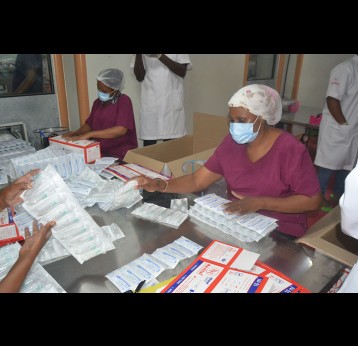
98;90;115;102
230;116;261;144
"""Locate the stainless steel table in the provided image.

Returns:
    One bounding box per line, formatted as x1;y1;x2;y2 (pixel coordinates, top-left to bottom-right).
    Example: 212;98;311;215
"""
280;105;322;130
43;191;346;293
279;105;322;144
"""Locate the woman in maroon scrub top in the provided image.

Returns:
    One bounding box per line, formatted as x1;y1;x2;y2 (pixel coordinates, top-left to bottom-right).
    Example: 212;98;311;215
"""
63;68;138;161
132;84;322;238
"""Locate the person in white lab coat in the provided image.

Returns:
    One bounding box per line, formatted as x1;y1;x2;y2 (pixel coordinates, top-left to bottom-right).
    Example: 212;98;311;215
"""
339;161;358;240
314;55;358;211
130;54;192;146
337;161;358;293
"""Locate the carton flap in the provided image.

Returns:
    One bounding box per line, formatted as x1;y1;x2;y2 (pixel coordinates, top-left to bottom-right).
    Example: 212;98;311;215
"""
299;206;341;239
124;150;165;174
123;113;229;178
193;113;229;153
297;206;358;267
125;137;193;162
167;148;216;178
300;238;358;268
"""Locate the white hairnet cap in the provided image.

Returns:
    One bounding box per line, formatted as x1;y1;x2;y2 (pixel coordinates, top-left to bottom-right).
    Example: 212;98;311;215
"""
228;84;282;125
96;68;125;91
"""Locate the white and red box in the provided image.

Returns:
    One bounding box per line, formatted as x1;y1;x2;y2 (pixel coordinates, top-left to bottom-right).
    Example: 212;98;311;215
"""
49;135;101;164
0;207;23;247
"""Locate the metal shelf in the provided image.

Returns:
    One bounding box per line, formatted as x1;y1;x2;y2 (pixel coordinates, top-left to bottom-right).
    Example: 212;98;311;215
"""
0;121;28;142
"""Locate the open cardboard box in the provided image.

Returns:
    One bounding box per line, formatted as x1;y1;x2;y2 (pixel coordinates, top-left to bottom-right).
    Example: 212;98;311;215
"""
298;205;358;267
124;112;229;177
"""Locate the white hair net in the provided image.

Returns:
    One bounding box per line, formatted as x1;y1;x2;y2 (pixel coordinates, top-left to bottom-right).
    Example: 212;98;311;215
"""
228;84;282;125
96;68;125;91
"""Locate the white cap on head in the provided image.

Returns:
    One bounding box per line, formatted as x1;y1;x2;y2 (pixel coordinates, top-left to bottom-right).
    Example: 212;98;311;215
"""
228;84;282;125
96;68;125;91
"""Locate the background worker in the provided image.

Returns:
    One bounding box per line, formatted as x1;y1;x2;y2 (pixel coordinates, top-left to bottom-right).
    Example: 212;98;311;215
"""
63;68;138;161
130;54;192;146
315;54;358;211
132;84;322;239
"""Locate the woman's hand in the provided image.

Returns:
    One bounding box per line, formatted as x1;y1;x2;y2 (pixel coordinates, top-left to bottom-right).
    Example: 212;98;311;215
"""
65;133;91;142
0;169;41;210
61;131;76;139
15;169;40;184
224;191;263;215
19;220;55;260
129;176;163;192
0;219;56;293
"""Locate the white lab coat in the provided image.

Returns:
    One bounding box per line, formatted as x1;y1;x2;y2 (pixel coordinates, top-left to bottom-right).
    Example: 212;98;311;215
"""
314;55;358;171
339;160;358;239
336;161;358;293
336;162;358;293
130;54;192;140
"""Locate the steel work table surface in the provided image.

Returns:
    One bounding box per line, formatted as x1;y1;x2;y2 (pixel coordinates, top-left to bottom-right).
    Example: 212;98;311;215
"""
280;105;321;130
43;191;345;293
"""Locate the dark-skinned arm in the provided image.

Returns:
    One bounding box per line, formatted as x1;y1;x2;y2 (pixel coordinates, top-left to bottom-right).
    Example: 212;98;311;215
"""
226;192;323;215
0;169;40;210
326;96;348;125
133;54;146;82
62;123;92;139
0;220;55;293
134;54;189;80
66;126;127;141
133;166;222;194
158;55;188;78
14;68;37;94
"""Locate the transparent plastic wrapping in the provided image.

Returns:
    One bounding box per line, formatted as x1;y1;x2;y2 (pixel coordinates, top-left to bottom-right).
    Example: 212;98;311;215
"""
10;147;85;180
100;223;125;242
28;194;65;219
22;182;60;207
0;242;66;293
38;236;70;264
188;196;278;243
97;179;142;211
64;167;142;211
131;202;188;229
20;165;115;264
57;219;90;240
170;198;189;212
13;209;35;236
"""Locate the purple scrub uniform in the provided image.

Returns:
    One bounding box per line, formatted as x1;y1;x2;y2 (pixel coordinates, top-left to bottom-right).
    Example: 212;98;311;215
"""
205;131;320;237
86;94;138;161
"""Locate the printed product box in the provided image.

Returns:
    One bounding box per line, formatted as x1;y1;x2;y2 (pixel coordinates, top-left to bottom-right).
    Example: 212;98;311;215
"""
49;136;101;164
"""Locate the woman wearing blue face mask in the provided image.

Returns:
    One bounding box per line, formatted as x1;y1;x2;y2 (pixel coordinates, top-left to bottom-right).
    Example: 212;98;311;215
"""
229;112;261;144
132;84;322;239
63;68;138;161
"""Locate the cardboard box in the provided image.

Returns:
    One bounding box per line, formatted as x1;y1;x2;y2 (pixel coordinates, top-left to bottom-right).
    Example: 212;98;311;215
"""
49;135;101;164
124;112;229;177
297;206;358;267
